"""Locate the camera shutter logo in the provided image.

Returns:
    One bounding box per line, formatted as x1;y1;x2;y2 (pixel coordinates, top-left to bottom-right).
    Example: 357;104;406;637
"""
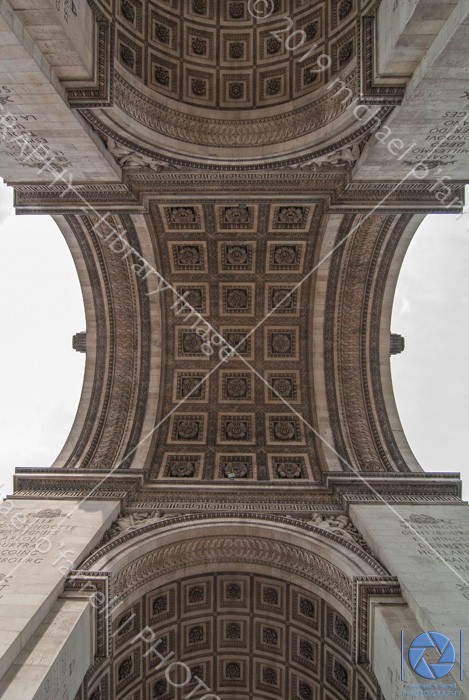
408;632;456;680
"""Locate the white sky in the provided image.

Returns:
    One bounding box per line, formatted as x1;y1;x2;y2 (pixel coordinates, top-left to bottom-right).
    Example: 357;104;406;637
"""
0;180;85;496
391;207;469;498
0;179;468;498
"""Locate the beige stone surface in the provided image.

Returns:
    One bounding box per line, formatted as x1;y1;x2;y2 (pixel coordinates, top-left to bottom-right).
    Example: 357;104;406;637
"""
0;498;119;680
0;597;93;699
371;602;422;700
0;2;118;183
0;1;467;697
351;503;469;696
356;0;469;181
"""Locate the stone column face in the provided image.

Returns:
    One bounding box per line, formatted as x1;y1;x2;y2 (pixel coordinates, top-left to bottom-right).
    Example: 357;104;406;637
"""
355;0;469;183
350;503;469;697
0;2;118;183
0;597;93;700
371;603;425;700
377;0;461;79
0;498;119;680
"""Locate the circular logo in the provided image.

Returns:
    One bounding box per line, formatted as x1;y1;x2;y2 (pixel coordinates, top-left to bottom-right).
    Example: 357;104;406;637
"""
248;0;275;20
408;632;456;680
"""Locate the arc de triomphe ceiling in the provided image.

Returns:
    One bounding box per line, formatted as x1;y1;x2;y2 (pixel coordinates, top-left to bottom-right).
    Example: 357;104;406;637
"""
0;1;468;698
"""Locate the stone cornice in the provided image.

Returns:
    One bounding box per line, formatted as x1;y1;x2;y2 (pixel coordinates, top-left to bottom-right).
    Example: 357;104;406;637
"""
358;15;406;105
12;174;465;214
12;468;462;508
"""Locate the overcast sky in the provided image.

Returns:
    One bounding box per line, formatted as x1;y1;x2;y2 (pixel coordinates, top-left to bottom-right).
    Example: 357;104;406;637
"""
0;180;85;497
0;179;468;498
391;205;469;497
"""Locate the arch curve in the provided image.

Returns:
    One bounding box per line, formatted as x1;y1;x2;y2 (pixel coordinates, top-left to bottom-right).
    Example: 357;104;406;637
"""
73;515;397;699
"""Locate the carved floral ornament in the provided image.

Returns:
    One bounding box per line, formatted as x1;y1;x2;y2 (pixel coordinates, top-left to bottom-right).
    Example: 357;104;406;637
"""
82;514;386;609
103;130;366;173
96;69;377;159
109;535;356;605
105;136;179;171
100;511;369;550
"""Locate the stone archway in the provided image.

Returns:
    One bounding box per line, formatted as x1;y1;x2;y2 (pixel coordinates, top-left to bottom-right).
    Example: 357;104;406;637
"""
69;515;399;699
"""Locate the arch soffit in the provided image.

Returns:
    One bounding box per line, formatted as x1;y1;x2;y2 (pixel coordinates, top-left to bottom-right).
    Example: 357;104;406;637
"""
80;516;392;610
43;209;426;482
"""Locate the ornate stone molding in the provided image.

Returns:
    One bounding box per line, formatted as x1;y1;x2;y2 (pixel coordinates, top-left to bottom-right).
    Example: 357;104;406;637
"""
13;469;462;506
110;534;355;606
358;16;406;105
64;573;112;662
354;578;402;664
56;214;153;471
66;1;114;107
324;214;417;473
327;473;462;505
90;512;375;562
12;176;465;215
80;512;388;573
82;94;393;170
105;137;180;172
111;70;359;150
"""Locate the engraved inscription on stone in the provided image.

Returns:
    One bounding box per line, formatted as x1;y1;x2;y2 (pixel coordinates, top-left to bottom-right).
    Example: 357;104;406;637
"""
408;112;469;165
0;510;75;566
402;516;469;574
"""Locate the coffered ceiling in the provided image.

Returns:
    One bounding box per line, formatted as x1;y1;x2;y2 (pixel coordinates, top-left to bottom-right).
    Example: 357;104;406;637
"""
148;201;323;482
86;572;380;699
114;0;358;110
77;0;392;166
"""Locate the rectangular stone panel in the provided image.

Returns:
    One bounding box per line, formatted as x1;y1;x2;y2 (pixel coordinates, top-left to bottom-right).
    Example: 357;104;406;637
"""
351;503;469;696
0;3;118;182
0;498;119;679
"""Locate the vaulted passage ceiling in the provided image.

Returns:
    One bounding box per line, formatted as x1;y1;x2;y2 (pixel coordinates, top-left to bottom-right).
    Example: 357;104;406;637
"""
148;201;322;482
114;0;357;110
44;202;421;490
87;572;381;699
2;2;467;700
82;0;388;166
10;0;462;501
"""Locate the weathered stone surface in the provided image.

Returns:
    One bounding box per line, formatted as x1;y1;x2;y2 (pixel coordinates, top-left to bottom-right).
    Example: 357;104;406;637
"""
0;499;119;680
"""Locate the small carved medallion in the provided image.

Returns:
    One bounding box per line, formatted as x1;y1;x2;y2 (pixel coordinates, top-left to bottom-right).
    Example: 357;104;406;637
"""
118;657;133;680
226;661;241;678
262;667;277;685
